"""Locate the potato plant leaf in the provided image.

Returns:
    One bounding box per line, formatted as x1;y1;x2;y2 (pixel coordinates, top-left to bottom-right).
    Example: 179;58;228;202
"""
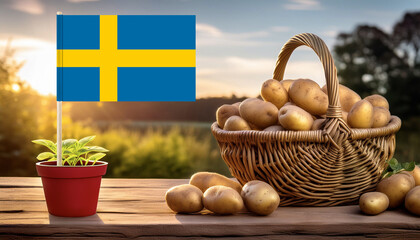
36;152;54;160
32;140;56;153
388;158;399;170
88;153;106;165
62;139;78;149
79;136;96;148
33;136;108;166
403;161;416;172
381;158;415;179
87;146;109;153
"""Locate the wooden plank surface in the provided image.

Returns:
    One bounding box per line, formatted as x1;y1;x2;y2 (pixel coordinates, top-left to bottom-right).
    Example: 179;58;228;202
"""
1;177;420;239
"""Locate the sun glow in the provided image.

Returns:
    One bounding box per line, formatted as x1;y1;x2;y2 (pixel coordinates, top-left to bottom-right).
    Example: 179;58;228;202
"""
11;83;20;92
0;37;56;96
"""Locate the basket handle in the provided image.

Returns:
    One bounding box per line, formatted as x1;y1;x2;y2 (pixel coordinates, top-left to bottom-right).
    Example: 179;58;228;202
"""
273;33;341;118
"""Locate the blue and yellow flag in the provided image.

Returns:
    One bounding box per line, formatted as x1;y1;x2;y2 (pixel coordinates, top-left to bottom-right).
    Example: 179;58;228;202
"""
57;15;196;102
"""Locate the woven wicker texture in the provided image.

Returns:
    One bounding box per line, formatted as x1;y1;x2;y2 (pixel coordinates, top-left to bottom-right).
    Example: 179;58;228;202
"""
211;33;401;206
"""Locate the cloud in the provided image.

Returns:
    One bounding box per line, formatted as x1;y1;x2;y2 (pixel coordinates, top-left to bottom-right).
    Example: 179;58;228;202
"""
196;56;327;97
225;57;274;74
0;36;52;50
270;26;291;32
10;0;44;15
196;78;239;98
322;30;338;38
196;23;223;37
196;23;289;47
283;0;321;11
67;0;100;3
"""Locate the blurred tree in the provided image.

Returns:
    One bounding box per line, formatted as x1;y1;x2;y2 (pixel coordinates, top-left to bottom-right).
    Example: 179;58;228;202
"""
333;12;420;119
393;12;420;65
0;46;42;176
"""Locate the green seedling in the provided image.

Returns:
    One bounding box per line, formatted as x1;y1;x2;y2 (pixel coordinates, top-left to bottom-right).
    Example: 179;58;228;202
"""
32;136;108;166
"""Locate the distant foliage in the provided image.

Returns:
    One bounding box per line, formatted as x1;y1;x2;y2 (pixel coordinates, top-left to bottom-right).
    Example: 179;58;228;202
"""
334;12;420;119
0;47;47;176
333;12;420;162
59;121;229;178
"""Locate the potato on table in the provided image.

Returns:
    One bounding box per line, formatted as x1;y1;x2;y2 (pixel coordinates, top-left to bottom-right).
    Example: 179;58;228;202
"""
241;180;280;216
376;173;415;208
407;166;420;186
203;186;244;215
359;192;389;215
405;186;420;216
190;172;242;193
165;184;204;213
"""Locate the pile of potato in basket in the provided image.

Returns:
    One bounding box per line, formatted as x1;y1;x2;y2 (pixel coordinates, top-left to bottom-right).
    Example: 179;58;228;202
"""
216;78;391;131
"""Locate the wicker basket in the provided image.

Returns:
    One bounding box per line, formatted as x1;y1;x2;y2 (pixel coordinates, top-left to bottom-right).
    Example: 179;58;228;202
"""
211;33;401;206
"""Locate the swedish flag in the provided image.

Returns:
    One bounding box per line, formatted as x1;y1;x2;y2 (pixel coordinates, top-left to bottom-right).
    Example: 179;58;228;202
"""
57;15;196;102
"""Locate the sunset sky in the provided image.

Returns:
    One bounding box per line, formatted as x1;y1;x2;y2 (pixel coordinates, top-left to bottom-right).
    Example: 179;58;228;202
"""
0;0;419;98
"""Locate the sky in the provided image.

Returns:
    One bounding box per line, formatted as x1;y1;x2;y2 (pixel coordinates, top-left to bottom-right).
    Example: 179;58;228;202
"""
0;0;419;98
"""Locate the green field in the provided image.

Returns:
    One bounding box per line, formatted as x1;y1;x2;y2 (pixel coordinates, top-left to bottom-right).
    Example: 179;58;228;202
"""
74;121;231;178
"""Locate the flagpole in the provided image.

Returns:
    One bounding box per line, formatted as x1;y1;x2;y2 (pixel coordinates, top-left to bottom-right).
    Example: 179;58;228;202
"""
57;101;62;166
57;11;63;166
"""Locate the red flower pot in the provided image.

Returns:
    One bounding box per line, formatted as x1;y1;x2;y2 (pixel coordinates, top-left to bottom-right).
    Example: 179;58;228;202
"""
36;160;108;217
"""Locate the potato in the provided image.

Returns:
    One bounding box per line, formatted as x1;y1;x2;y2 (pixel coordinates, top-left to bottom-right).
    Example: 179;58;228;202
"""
359;192;389;215
203;186;244;215
372;107;391;128
405;186;420;216
289;79;328;116
165;184;204;213
263;125;284;132
224;116;251;131
311;118;325;130
400;171;416;187
365;94;389;109
322;84;361;112
280;79;294;93
232;102;241;108
342;111;348;123
189;172;242;194
407;166;420;186
216;104;240;129
239;98;278;129
241;180;280;215
347;100;374;128
284;102;295;106
261;79;288;109
376;173;415;208
247;122;261;131
278;105;313;131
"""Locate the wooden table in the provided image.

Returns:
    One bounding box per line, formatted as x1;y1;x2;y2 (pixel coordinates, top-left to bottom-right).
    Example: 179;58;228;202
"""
1;177;420;239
